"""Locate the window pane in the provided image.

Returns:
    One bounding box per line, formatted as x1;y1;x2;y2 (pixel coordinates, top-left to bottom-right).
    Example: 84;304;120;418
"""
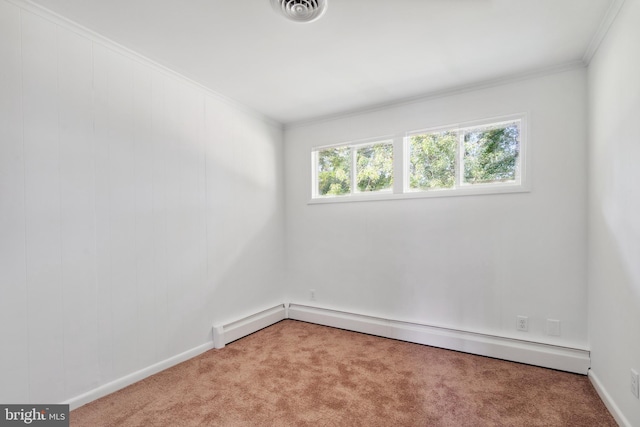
409;131;457;190
463;121;520;185
356;143;393;192
317;147;351;196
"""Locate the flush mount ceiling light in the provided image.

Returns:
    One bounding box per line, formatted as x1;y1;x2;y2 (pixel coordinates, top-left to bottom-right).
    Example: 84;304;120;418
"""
271;0;328;23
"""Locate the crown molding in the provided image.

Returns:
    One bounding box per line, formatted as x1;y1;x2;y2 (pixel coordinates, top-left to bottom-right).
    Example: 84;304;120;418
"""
7;0;622;131
4;0;284;129
582;0;626;65
285;60;585;129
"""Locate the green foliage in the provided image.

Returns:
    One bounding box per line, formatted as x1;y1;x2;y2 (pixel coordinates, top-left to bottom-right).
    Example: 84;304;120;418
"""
317;122;519;197
409;123;520;190
317;142;394;196
356;143;393;192
409;131;457;190
318;147;351;196
463;124;519;184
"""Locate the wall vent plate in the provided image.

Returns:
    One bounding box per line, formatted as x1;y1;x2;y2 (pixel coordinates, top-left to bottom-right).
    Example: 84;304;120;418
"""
271;0;328;23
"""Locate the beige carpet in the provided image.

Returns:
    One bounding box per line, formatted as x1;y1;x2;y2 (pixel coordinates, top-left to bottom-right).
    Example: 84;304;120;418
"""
71;320;616;426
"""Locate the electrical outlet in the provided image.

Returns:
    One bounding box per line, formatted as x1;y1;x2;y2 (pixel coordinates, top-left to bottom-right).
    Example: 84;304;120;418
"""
631;369;639;399
546;319;561;336
517;315;528;332
310;289;316;301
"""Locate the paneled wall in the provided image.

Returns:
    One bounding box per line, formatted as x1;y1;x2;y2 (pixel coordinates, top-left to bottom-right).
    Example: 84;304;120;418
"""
588;0;640;424
284;68;589;350
0;0;284;404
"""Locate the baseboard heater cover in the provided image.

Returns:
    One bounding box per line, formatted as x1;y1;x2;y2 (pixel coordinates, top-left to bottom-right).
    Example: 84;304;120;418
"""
65;302;589;410
212;304;287;349
287;304;590;374
65;304;286;410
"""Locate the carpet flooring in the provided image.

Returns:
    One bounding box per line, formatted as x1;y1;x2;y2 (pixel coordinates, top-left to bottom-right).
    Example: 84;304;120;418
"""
71;320;616;426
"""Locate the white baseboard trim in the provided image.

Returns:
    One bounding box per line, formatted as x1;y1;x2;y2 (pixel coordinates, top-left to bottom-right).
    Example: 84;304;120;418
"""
287;304;591;374
65;304;286;410
61;304;286;410
65;303;592;411
212;304;287;349
64;341;214;411
589;370;630;427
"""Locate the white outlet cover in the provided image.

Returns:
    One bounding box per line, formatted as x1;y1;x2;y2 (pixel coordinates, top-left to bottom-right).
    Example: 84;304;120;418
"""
632;369;639;399
516;315;528;332
547;319;561;336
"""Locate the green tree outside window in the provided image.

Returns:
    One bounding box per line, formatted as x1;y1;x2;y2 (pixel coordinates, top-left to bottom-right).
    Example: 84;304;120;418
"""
356;143;393;192
318;147;351;196
463;124;519;184
409;131;457;190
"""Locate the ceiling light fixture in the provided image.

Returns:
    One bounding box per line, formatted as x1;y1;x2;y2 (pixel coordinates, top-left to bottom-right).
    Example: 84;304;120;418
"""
271;0;328;23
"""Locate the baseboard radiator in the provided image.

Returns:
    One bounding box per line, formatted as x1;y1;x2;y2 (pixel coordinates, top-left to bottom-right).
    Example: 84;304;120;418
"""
67;302;590;410
286;304;590;375
212;302;589;374
212;304;288;349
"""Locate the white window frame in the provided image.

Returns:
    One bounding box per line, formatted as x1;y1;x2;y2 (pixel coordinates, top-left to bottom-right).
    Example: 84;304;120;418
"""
311;137;395;200
309;113;529;204
404;114;528;198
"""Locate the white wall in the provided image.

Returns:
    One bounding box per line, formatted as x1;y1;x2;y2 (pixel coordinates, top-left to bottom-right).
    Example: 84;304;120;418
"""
284;68;589;349
587;0;640;424
0;0;284;404
6;0;638;417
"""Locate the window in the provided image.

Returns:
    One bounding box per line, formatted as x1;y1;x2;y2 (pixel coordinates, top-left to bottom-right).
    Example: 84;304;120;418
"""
408;130;457;190
316;146;351;196
407;118;522;192
310;115;526;202
313;140;393;198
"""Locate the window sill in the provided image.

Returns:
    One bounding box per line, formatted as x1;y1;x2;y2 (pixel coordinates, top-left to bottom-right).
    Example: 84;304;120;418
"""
308;184;530;204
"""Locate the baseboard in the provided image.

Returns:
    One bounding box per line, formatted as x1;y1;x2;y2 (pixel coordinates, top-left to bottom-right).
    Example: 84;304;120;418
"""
65;303;591;411
64;341;214;410
212;304;287;349
589;370;630;427
66;304;287;410
287;304;591;374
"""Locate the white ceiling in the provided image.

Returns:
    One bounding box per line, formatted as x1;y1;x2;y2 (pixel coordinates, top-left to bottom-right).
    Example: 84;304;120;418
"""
30;0;614;124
